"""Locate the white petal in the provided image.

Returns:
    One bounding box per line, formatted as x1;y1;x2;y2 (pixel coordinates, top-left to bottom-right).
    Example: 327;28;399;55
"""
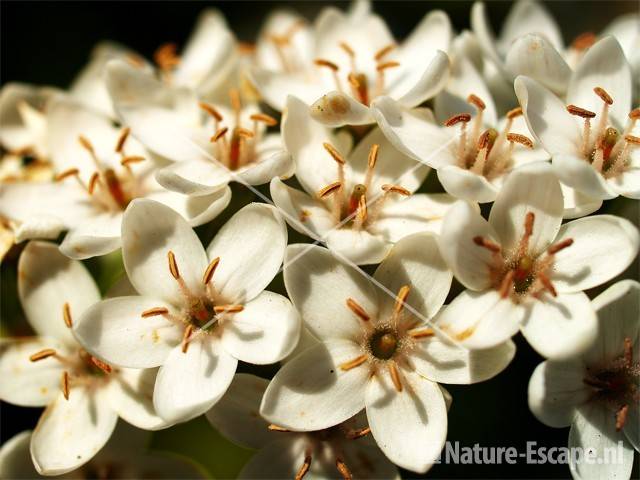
284;244;378;342
553;153;618;200
500;0;563;53
0;82;51;153
569;403;634;480
438;201;498;290
260;340;369;431
607;151;640;199
74;296;181;368
552;215;639;293
435;290;524;350
155;159;231;196
0;338;66;407
370;96;455;169
206;203;286;303
220;291;300;365
514;76;581;156
437;165;499;203
108;368;169;430
31;389;118;475
146;185;231;228
373;233;452;321
122;199;208;305
13;216;65;244
309;91;373;127
365;368;447;473
567;37;633;128
59;212;122;260
521;292;598;360
205;373;272;450
528;360;589;428
250;70;326;112
470;2;504;72
392;51;451;108
489;162;563;255
18;241;100;344
505;34;571;96
153;338;237;424
561;184;603;219
236;437;306;479
326;228;391;266
0;431;39;479
236;140;293;186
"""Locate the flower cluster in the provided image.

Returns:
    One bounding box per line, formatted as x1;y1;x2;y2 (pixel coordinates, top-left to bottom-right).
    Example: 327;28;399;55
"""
0;1;638;479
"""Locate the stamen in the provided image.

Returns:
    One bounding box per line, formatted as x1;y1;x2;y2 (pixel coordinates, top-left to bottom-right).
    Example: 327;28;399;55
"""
78;135;95;155
318;181;343;222
154;43;180;71
317;182;343;199
374;44;395;61
167;250;180;279
519;212;535;256
346;298;370;321
393;285;410;315
594;87;613;105
267;424;290;432
473;236;501;253
629;109;640;120
381;184;410;196
210;127;229;143
339;355;367;371
467;94;486;111
295;454;312;480
199;102;223;122
335;458;352;480
615;404;629;431
54;168;79;182
572;32;596;51
472;129;498;173
88;172;100;195
444;113;471;127
115;127;130;153
567;105;596;118
353;194;367;229
323;142;346;165
141;307;169;318
213;305;244;314
61;371;70;400
345;426;371;439
348;73;369;105
364;143;378;191
625;134;640;145
376;61;400;71
249;113;278;127
409;328;435;339
388;362;403;392
103;169;129;209
90;356;112;374
538;272;557;297
62;302;73;328
547;238;573;255
181;324;194;353
624;337;633;368
29;349;57;362
120;156;145;167
506;133;534;149
202;257;221;285
506;107;523;119
499;270;515;298
236;127;255;139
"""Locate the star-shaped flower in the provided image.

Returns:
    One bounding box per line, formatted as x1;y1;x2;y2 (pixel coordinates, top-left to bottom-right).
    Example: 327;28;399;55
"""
0;241;168;475
260;235;514;473
73;199;300;424
515;37;640;201
528;280;639;479
436;162;639;359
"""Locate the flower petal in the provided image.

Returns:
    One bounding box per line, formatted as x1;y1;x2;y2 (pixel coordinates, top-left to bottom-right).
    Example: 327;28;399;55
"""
260;339;369;431
437;165;499;203
309;91;373;127
146;185;231;228
552;153;618;200
552;215;639;293
561;183;603;220
30;389;118;475
58;212;122;260
153;338;237;424
236;137;293;186
18;240;100;344
284;244;378;342
500;0;563;53
365;368;447;473
520;292;598;360
392;51;451;108
73;296;181;368
122;199;208;305
325;228;391;266
155;160;231;196
0;431;39;479
489;162;563;256
220;291;300;365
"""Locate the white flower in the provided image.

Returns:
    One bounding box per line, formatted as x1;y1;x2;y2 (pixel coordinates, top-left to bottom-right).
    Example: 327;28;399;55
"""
0;241;168;475
105;59;293;196
0;423;205;479
515;37;640;201
251;0;451;127
0;97;230;259
72;199;300;424
260;236;514;473
528;280;639;480
271;95;456;265
207;373;400;479
436;162;639;360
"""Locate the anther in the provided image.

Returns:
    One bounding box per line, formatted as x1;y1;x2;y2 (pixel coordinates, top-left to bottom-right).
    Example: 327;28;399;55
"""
594;87;613;105
181;324;194;354
167;250;180;279
90;356;112;374
409;328;435;339
154;43;180;70
199;102;223;122
236;128;255;139
478;129;498;150
314;58;339;71
629;109;640;120
368;144;379;169
624;337;633;368
381;184;410;196
346;298;370;321
473;236;501;253
339;42;355;58
506;133;534;149
78;135;95;154
506;107;523;119
615;404;629;431
249;113;278;127
354;194;367;227
572;32;596;51
388;363;403;392
267;424;290;432
538;272;557;297
213;305;244;314
467;94;486;111
376;61;400;71
625;134;640;145
295;454;312;480
444;113;471;127
62;302;73;328
547;238;573;255
524;212;535;239
120;156;145;167
141;307;169;318
203;257;220;285
317;181;343;199
345;426;371;439
374;44;395;61
210;127;229;143
54;168;79;182
115;127;130;153
567;105;596;118
394;285;410;315
88;172;100;195
323;143;346;165
335;458;352;480
61;371;70;400
339;355;367;371
29;349;57;362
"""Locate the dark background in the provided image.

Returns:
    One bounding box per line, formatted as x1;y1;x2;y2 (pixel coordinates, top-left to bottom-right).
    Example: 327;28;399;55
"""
1;1;639;479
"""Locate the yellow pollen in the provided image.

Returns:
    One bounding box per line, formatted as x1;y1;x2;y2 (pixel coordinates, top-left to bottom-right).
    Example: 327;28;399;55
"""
29;349;57;362
203;257;220;285
62;302;73;328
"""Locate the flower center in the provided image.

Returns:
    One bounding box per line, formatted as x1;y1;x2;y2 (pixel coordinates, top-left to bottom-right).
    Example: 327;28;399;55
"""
368;328;398;360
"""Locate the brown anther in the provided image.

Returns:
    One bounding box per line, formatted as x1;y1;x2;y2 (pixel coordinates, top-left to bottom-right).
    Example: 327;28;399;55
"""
499;270;515;298
62;302;73;328
478;129;498;149
615;404;629;431
374;44;396;61
346;298;370;321
368;144;379;169
409;328;435;339
323;142;346;165
571;32;596;51
345;426;371;439
538;272;557;297
141;307;169;318
567;104;596;118
199;102;223;122
249;113;278;127
115;127;131;153
314;58;339;71
181;325;194;353
295;454;312;480
594;87;613;105
506;133;534;149
203;257;220;285
213;305;244;314
473;236;501;253
167;251;180;279
381;184;410;196
388;363;403;392
524;212;535;238
625;134;640;145
61;371;70;400
339;42;355;57
335;458;352;480
29;349;57;362
54;168;79;182
444;113;471;127
120;156;145;167
547;238;574;255
624;337;633;368
394;285;410;315
88;172;100;194
267;424;290;432
78;135;94;154
317;181;343;198
210;127;229;143
467;94;486;111
90;356;112;374
506;107;523;119
376;61;400;72
154;43;180;70
629;109;640;120
236;128;255;139
339;355;367;371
